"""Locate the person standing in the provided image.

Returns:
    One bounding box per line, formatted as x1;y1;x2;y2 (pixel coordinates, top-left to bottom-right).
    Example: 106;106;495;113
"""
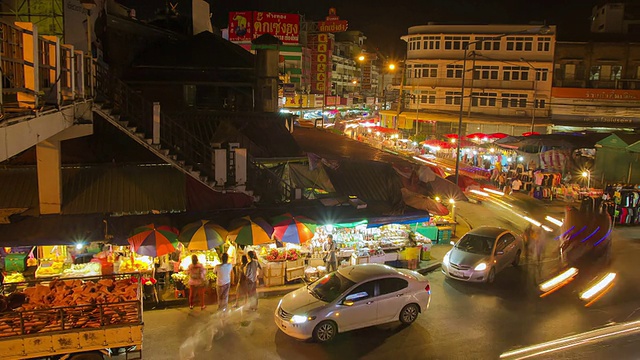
323;234;338;273
245;251;261;311
215;253;233;312
187;254;206;310
233;255;249;308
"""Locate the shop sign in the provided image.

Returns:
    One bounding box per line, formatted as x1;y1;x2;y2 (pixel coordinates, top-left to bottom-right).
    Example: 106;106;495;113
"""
283;83;295;98
314;94;325;107
316;7;348;33
552;87;640;101
553;114;640;125
228;11;300;44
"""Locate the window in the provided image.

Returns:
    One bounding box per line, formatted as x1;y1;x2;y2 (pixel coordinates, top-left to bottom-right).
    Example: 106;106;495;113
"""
536;69;549;82
535;99;546;109
409;36;422;51
377;278;409;296
444;36;470;50
474;65;499;80
413;64;438;78
503;66;529;81
445;91;462;105
611;65;622;80
475;37;501;51
501;93;528;108
496;233;516;252
423;36;441;50
590;65;601;80
471;92;497;107
344;281;376;302
564;64;576;80
446;64;463;78
636;65;640;79
506;36;533;51
422;90;436;104
537;37;552;52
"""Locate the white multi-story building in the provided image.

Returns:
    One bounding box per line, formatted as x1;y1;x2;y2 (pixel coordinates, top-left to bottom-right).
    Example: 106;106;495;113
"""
382;24;557;137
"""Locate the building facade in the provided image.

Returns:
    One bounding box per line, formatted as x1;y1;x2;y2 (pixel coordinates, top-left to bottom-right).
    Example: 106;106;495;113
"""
591;1;640;35
382;24;556;138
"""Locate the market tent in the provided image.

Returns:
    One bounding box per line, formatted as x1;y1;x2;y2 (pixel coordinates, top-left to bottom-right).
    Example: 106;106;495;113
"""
366;212;431;228
628;141;640;153
287;163;336;194
400;188;449;216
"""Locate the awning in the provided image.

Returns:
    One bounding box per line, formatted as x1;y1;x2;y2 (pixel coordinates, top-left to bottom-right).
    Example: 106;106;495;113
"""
366;213;431;228
0;214;105;247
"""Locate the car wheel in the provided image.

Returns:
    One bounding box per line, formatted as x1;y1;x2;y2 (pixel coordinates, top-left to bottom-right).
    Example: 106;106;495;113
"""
313;321;337;343
486;267;496;284
512;250;521;266
399;303;420;325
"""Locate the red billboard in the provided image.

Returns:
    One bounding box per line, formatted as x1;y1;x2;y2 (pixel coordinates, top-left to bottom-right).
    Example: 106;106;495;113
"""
228;11;300;44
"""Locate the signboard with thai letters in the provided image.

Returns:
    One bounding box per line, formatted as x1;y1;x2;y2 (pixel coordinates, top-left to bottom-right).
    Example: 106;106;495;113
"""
309;33;332;94
228;11;300;44
317;8;348;33
551;87;640;125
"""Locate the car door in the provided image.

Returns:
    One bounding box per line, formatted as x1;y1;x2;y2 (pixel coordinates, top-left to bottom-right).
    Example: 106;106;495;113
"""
336;280;377;332
374;277;411;324
495;233;517;270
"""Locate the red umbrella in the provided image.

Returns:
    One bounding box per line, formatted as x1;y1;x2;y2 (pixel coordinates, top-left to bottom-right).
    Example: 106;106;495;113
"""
445;133;459;139
522;131;540;136
421;139;450;148
488;132;509;139
465;132;486;139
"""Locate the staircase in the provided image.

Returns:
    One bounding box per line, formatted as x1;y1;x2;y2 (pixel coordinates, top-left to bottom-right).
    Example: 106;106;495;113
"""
92;64;295;202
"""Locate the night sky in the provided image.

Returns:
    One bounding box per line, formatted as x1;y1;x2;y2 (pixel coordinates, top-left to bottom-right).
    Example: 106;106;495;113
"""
120;0;602;57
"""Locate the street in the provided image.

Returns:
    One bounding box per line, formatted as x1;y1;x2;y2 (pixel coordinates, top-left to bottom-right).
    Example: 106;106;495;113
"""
138;221;639;360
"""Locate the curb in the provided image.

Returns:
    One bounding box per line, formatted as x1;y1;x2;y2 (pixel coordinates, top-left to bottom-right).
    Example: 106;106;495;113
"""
416;262;442;275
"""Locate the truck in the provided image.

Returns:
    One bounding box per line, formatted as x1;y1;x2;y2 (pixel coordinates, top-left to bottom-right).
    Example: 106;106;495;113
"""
0;273;144;360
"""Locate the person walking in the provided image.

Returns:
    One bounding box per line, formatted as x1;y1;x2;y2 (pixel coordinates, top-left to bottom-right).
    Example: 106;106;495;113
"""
187;254;206;310
245;250;261;311
323;234;338;273
215;253;233;312
233;255;249;308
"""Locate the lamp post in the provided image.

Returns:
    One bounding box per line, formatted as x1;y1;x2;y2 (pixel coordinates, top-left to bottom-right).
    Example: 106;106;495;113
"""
520;57;543;133
379;63;396;110
80;0;96;97
454;25;551;187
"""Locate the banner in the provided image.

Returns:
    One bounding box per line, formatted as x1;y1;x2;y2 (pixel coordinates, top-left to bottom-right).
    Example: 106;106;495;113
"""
228;11;300;44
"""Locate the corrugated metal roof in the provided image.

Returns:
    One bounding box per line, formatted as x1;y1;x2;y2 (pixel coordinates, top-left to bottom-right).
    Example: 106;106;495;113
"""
0;164;187;215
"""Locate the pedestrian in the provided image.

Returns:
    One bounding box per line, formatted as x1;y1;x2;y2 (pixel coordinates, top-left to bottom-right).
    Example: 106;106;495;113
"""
215;253;233;312
233;255;249;308
323;234;338;273
522;224;533;262
245;250;261;311
187;254;206;310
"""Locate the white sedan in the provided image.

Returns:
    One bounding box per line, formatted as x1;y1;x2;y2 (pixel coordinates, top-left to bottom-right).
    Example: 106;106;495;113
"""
274;263;431;342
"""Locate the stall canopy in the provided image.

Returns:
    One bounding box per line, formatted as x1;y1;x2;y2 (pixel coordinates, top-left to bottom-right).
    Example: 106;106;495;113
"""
0;214;105;246
366;213;430;228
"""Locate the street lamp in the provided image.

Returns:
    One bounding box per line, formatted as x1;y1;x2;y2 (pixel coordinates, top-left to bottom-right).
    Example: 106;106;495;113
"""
379;63;396;110
582;170;591;189
520;57;543;132
454;25;551;187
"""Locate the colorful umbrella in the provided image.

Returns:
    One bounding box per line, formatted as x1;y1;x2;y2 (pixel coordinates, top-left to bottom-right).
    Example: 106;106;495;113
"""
128;224;179;257
228;216;274;246
488;132;509;140
465;132;487;139
271;213;317;244
179;220;228;251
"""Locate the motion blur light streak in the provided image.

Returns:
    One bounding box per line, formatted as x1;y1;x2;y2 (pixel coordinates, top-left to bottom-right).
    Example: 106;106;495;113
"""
523;216;541;227
580;273;616;300
554;226;575;240
593;227;613;246
539;267;578;293
483;187;504;196
541;225;553;232
469;189;489;197
545;216;563;226
499;319;640;360
580;226;600;243
568;225;587;240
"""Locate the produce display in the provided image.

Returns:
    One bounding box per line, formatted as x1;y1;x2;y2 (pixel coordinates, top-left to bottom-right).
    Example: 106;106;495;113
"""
34;261;65;278
61;262;102;278
0;277;140;337
264;248;301;262
119;256;153;273
3;273;25;284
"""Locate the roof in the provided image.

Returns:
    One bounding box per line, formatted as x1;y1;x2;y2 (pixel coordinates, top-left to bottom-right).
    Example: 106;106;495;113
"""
339;263;402;283
467;226;509;238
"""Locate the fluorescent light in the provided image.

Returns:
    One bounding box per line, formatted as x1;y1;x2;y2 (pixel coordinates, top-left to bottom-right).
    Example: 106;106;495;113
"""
539;267;578;292
545;216;564;227
580;273;616;300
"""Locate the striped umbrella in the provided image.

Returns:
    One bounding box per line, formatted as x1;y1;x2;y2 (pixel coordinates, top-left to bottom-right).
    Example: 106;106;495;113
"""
271;213;317;244
228;216;274;246
179;220;228;251
128;224;179;257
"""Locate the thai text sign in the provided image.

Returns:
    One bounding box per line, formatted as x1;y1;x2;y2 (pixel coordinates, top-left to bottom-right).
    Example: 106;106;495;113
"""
552;87;640;101
318;20;348;33
228;11;300;44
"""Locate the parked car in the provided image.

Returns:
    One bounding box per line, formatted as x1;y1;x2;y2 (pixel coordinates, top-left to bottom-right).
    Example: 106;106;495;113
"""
442;226;523;283
274;263;431;342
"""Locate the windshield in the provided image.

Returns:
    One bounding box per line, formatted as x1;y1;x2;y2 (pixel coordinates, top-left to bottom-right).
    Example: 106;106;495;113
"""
309;272;355;303
456;234;495;255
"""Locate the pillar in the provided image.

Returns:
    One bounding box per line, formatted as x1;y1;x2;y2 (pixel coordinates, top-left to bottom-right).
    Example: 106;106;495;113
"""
36;139;62;214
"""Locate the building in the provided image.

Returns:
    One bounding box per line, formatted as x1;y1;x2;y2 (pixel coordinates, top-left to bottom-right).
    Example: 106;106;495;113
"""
381;24;556;138
551;39;640;131
591;1;640;35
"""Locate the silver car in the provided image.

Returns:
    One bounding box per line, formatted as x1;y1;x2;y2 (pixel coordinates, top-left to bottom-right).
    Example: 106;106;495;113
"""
441;226;523;283
275;263;431;342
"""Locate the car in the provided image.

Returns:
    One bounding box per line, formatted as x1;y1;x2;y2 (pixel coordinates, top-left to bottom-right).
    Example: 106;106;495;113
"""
441;226;523;283
274;263;431;343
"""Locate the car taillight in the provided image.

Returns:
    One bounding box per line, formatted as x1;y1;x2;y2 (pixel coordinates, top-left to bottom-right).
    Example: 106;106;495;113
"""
425;284;431;292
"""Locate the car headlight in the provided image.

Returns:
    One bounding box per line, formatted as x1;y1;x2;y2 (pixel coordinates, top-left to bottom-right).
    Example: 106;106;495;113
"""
474;262;487;271
443;251;450;265
290;315;316;324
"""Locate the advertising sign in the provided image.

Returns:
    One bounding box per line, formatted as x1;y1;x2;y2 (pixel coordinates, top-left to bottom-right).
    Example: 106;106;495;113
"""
552;87;640;100
309;33;332;94
228;11;300;44
283;83;295;98
317;8;348;33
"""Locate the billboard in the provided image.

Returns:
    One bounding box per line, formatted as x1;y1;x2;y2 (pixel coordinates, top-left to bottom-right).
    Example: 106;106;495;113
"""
228;11;300;44
317;8;348;33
